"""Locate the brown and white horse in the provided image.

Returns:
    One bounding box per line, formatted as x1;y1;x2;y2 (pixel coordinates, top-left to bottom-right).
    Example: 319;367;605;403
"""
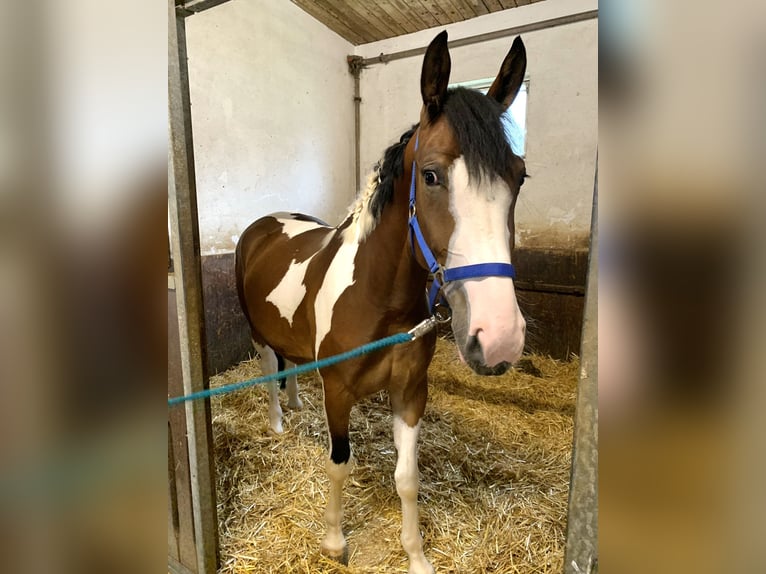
235;31;527;574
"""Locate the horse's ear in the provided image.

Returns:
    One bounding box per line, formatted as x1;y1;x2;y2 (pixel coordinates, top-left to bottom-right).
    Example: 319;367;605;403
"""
421;31;451;121
487;36;526;110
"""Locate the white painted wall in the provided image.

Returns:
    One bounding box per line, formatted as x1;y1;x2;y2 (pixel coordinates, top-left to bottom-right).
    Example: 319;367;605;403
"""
185;0;355;255
355;0;598;248
185;0;596;254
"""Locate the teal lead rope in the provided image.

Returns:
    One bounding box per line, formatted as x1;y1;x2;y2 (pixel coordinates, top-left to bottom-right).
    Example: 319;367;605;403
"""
167;310;450;407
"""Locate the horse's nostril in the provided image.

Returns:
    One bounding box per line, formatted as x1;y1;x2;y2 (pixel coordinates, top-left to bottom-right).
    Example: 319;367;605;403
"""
464;335;483;361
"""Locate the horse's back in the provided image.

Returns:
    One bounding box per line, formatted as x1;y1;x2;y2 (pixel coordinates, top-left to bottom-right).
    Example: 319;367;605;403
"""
236;211;332;272
235;212;335;360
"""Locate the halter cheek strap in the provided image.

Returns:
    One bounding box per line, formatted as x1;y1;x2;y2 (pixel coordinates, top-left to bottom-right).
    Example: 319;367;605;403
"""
407;133;517;312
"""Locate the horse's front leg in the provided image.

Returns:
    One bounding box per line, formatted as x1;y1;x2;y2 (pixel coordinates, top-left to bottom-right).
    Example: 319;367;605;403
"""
393;401;433;574
319;379;353;564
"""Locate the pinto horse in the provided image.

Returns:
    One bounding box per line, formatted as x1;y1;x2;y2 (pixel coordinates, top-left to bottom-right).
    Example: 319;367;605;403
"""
235;31;527;574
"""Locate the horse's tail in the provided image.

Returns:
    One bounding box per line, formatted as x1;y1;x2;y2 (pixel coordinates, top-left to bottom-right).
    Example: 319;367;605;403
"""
276;353;286;390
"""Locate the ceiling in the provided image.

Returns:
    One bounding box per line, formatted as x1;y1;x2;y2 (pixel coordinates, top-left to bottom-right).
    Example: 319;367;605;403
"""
289;0;546;45
175;1;547;46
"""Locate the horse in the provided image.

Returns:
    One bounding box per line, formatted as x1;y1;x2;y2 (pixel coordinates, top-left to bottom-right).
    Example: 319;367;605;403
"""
235;31;527;574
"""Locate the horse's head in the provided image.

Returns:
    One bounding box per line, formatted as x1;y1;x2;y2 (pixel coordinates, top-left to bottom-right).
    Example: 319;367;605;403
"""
413;31;527;376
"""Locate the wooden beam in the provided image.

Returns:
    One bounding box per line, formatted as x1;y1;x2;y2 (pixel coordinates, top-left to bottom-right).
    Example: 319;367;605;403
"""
467;0;491;17
481;0;505;12
322;0;394;41
386;0;431;31
168;556;199;574
376;0;420;36
406;0;443;29
167;1;219;572
178;0;235;16
417;0;453;26
564;157;599;573
168;292;200;570
290;0;370;44
447;0;480;20
436;0;465;22
168;430;179;562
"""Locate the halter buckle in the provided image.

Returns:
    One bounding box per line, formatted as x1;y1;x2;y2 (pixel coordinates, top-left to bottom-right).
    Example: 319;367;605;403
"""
433;303;452;324
433;265;445;286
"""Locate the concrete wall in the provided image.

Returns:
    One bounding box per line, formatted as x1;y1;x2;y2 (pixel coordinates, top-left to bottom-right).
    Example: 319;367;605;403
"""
185;0;356;255
178;0;597;364
184;0;596;255
355;0;598;249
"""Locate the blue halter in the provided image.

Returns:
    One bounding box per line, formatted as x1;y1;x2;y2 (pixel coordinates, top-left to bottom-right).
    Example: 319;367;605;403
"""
407;133;517;311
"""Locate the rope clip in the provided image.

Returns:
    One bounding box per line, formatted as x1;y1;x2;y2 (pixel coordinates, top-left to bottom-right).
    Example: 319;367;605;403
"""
407;305;452;340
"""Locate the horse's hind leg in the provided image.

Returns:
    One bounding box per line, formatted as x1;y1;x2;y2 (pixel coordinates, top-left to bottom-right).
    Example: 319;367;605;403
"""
283;359;303;410
252;342;283;434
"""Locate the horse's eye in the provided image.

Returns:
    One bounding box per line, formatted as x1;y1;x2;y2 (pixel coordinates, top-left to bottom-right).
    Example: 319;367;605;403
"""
424;170;439;186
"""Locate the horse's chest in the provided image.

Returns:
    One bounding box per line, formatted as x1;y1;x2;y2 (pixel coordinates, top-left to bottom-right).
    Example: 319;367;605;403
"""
313;240;360;355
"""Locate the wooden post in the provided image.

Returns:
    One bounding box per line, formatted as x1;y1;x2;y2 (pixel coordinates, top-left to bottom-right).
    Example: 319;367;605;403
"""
168;1;218;572
564;158;598;573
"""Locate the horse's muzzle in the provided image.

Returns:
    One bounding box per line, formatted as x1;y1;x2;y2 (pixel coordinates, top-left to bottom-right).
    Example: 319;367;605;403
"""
463;335;512;376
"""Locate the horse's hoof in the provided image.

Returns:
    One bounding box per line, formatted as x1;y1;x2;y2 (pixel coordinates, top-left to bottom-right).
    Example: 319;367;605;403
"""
408;557;435;574
320;545;349;565
287;398;303;410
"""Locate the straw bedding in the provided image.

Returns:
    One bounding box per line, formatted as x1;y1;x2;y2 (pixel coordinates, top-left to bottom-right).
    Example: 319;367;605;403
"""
210;337;578;573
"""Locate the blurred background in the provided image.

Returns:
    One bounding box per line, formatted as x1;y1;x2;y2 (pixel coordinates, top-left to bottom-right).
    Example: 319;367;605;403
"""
600;0;766;572
0;0;764;572
0;0;164;573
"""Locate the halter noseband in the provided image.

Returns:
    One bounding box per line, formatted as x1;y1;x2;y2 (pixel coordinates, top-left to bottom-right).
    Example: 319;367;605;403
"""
407;133;517;312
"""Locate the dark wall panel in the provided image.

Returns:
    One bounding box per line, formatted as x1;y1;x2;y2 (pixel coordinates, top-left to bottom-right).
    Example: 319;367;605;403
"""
200;254;252;374
193;245;590;372
514;246;589;360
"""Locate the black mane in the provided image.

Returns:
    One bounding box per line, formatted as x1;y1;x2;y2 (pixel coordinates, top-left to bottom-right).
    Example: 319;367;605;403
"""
366;87;511;222
368;124;417;222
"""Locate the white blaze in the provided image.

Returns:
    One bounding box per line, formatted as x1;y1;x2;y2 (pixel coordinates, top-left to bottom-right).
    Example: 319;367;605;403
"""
446;157;526;366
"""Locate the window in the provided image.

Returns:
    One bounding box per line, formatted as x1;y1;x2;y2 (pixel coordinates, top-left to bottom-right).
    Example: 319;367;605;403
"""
450;78;529;157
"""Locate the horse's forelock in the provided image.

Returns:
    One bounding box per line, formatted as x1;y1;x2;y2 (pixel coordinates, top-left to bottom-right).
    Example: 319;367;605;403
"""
442;88;513;184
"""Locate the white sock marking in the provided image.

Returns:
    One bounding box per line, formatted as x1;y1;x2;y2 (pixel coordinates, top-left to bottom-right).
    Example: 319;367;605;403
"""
253;343;283;434
321;457;351;556
393;416;433;574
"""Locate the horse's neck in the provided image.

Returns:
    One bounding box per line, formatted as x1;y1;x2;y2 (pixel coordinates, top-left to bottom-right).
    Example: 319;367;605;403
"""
345;174;429;318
